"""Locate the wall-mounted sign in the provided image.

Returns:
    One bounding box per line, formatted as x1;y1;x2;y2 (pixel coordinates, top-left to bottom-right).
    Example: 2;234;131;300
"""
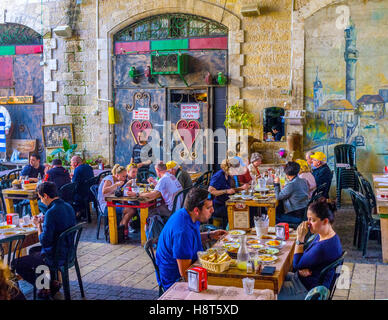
133;107;150;120
0;96;34;104
181;103;200;120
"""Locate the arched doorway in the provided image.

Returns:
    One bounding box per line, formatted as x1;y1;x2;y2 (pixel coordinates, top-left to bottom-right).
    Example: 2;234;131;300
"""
0;23;44;163
112;13;228;173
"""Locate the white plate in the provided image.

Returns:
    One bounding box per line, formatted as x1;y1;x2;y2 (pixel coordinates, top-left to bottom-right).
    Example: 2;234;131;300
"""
257;254;278;263
228;230;246;236
0;230;22;236
255;187;269;192
257;247;280;255
265;240;286;248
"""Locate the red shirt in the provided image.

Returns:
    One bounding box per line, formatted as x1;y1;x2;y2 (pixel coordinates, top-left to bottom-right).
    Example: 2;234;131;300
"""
238;169;252;185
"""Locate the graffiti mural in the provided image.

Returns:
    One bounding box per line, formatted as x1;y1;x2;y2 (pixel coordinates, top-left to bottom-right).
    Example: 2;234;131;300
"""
304;0;388;176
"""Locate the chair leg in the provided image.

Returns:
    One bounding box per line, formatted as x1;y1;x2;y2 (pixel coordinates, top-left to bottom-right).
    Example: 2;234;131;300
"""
363;228;371;258
96;214;101;240
61;268;71;301
74;259;85;298
353;216;358;247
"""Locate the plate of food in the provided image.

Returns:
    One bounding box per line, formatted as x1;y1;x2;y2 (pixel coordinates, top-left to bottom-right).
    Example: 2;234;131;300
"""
250;244;264;249
265;240;285;248
241;195;253;200
0;225;17;232
1;230;22;236
257;254;278;263
260;234;277;240
255;187;269;192
258;247;280;255
246;239;261;245
229;230;246;236
229;194;242;200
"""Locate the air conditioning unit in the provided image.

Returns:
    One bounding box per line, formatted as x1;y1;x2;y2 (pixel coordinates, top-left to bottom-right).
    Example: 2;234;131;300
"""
150;53;188;75
53;25;72;38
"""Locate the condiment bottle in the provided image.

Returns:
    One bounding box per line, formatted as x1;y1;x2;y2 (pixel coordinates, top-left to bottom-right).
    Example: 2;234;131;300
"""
237;235;249;270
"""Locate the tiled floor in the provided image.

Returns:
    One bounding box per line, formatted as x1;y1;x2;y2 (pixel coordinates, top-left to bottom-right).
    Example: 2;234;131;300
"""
18;206;388;300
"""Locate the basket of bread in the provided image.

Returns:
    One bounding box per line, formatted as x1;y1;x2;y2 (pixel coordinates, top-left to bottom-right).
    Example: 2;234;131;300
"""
197;248;232;273
23;183;38;190
12;179;22;190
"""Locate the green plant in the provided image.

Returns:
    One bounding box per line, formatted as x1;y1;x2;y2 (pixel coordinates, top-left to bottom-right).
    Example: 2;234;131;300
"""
224;102;254;129
50;138;78;166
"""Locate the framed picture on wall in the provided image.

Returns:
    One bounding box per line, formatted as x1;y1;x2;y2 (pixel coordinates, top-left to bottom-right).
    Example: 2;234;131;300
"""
41;123;74;148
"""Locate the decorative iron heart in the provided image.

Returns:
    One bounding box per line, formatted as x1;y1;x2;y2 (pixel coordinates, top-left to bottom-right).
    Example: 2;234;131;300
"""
130;120;153;144
176;120;201;152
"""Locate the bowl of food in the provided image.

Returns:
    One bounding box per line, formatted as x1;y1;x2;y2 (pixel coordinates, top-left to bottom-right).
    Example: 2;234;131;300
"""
260;234;277;240
265;240;285;248
228;230;246;236
12;179;22;190
258;247;280;255
0;225;17;233
246;239;261;245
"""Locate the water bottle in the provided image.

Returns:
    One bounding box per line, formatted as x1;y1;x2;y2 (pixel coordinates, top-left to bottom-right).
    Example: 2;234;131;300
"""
37;173;42;185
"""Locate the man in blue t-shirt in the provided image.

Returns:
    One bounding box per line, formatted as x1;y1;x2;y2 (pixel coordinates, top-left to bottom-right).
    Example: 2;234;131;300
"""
156;187;227;291
20;153;46;182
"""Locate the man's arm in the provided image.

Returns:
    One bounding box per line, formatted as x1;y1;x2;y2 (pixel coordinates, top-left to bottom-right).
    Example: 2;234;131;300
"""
38;212;55;249
176;259;193;281
141;190;162;200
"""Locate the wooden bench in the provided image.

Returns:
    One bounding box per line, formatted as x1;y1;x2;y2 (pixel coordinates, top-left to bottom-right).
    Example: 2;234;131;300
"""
6;139;37;159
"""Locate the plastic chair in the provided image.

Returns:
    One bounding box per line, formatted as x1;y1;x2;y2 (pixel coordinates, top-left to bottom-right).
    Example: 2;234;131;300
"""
171;187;193;214
347;189;380;257
6;168;22;180
40;222;86;301
82;176;101;223
358;176;377;213
193;171;213;188
334;144;356;168
317;251;346;300
97;170;110;183
90;184;108;241
0;178;13;214
305;286;330;300
144;238;165;297
0;234;26;282
58;182;77;206
307;182;327;208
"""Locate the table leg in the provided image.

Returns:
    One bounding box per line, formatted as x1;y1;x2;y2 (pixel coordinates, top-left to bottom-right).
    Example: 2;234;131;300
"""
268;207;276;227
227;204;234;230
5;198;14;214
380;218;388;263
30;200;40;216
140;207;149;246
107;206;118;245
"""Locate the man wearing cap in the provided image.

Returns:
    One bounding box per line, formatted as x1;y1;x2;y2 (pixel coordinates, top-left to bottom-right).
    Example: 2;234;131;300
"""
310;152;333;198
166;161;193;190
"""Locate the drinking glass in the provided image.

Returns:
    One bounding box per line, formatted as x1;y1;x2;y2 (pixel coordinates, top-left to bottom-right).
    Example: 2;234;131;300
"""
254;215;269;238
242;277;255;295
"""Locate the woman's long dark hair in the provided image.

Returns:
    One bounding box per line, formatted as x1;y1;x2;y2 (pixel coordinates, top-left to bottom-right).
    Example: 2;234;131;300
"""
308;197;336;224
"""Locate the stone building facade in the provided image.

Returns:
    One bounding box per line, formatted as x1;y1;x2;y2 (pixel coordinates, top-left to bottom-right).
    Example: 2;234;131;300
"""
0;0;341;165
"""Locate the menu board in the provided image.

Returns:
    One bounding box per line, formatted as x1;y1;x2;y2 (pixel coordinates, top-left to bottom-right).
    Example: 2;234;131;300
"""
181;103;200;119
233;208;250;229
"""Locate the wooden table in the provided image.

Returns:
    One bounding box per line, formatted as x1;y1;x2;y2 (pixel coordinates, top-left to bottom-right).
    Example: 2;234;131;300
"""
227;196;278;229
105;194;159;245
1;187;40;216
372;174;388;263
192;235;296;294
0;228;39;256
159;281;275;300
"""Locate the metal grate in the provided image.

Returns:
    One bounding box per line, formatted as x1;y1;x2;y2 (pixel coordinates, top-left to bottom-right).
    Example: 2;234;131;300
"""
0;23;42;46
114;13;227;42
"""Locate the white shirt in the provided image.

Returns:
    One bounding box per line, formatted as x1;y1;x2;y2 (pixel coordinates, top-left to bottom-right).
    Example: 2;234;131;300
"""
98;175;114;213
155;172;183;211
0;106;11;131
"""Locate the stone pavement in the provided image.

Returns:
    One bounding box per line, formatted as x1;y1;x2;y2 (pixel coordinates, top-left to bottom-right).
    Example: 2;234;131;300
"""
18;207;388;300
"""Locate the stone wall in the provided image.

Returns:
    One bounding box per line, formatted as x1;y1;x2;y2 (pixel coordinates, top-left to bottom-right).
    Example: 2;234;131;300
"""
0;0;339;165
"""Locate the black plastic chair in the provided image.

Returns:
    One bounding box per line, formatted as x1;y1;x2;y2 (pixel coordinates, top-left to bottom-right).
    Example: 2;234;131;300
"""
359;176;377;213
193;171;213;188
347;189;380;257
97;170;111;184
304;286;330;300
0;178;13;214
144;238;164;297
58;182;77;206
317;251;346;300
90;184;108;241
83;176;101;223
41;222;86;301
6;168;22;180
171;187;193;214
0;234;26;283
